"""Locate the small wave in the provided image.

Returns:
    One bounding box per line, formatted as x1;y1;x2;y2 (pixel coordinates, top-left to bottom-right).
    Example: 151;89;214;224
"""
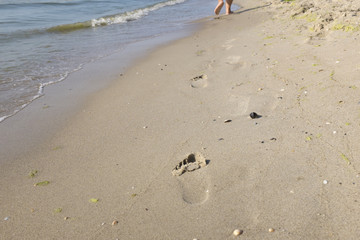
46;0;187;33
47;21;92;33
91;0;187;27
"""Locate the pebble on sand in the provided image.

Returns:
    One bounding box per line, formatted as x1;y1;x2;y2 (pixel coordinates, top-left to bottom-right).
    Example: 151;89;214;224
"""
112;220;118;226
268;228;275;233
250;112;261;119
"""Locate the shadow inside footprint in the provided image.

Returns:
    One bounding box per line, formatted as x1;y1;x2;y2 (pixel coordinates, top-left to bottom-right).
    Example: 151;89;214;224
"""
190;74;208;88
172;153;208;176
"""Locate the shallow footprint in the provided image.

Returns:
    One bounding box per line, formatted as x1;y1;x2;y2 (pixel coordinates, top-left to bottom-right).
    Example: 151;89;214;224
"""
190;74;208;88
228;94;250;116
177;170;210;204
225;56;245;70
172;153;210;204
222;38;236;50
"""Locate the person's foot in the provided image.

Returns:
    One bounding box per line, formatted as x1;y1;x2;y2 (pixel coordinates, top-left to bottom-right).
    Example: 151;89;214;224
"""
214;2;224;15
226;10;233;15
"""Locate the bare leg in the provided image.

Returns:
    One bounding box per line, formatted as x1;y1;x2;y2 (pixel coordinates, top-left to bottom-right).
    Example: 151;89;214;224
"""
214;0;224;15
225;0;233;14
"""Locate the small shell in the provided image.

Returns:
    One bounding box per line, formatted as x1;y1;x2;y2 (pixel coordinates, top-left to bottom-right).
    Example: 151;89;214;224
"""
323;180;328;184
224;119;232;123
64;217;69;220
112;220;118;226
268;228;275;233
233;229;243;236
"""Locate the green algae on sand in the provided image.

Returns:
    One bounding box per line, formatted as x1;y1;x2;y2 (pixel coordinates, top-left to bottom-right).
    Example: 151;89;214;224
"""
54;208;62;213
34;181;50;186
341;153;351;165
28;170;38;178
89;198;99;203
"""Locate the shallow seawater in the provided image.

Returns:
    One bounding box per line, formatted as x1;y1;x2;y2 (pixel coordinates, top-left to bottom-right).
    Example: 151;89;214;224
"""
0;0;238;122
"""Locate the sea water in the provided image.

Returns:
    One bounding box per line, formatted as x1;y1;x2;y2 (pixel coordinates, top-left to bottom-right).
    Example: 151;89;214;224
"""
0;0;238;122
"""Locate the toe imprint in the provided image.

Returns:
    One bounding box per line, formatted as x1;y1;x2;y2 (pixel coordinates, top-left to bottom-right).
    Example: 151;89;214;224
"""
172;153;207;176
190;74;208;88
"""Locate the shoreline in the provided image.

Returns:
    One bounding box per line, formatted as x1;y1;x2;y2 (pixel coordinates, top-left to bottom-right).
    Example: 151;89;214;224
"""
3;0;360;238
0;0;217;125
0;19;202;164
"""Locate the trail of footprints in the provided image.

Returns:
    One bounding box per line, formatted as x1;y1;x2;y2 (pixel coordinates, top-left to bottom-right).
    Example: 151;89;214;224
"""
176;37;279;205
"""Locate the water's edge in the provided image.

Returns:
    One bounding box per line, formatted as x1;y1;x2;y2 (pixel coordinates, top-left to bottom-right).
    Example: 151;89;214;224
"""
0;0;217;123
0;19;207;163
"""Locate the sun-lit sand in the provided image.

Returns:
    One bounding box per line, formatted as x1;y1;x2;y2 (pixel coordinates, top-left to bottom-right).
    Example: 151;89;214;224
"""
2;0;360;238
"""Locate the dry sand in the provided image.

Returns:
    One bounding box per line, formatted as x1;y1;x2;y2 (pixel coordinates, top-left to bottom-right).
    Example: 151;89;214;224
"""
2;0;360;239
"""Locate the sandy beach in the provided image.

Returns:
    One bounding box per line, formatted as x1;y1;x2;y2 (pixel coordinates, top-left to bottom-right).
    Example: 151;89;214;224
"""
2;0;360;239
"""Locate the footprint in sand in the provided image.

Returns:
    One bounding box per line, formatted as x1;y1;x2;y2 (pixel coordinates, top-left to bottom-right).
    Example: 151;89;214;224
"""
190;74;208;88
228;94;279;117
228;94;250;116
222;38;236;50
172;153;210;204
225;56;246;70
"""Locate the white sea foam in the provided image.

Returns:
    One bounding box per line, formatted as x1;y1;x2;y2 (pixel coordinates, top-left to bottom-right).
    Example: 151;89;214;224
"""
91;0;187;27
0;65;82;123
